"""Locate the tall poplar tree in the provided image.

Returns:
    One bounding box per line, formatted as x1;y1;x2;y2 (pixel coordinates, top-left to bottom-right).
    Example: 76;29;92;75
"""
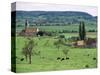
79;21;86;40
81;21;86;40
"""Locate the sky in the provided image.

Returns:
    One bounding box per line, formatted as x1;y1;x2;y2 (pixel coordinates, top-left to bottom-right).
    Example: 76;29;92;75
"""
12;2;98;16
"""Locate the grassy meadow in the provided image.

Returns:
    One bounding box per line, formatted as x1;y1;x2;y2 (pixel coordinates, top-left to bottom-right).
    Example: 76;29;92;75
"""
16;24;97;33
15;33;97;72
11;8;98;73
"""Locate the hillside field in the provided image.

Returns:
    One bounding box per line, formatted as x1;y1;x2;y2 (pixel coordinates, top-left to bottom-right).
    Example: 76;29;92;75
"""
15;34;97;72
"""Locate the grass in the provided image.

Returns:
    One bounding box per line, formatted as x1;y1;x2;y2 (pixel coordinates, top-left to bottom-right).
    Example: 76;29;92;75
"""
16;24;97;32
14;35;97;73
62;32;97;38
16;48;97;72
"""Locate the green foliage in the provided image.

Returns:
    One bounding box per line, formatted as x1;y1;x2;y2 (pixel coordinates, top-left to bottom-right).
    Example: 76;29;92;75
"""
82;21;86;40
22;39;35;64
79;22;82;40
54;40;61;51
54;36;66;51
62;49;69;57
14;11;96;25
88;29;96;32
79;21;86;40
59;35;65;38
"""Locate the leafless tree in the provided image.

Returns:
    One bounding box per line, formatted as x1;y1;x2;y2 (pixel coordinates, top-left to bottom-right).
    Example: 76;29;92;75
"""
62;48;69;57
22;39;35;64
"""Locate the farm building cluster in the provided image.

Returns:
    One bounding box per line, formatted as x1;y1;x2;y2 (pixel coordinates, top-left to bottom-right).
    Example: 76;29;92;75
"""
72;38;96;48
19;20;39;36
18;20;96;48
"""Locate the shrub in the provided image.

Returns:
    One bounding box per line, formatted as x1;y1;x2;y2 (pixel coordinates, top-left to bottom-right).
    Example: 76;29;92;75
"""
59;35;65;38
93;57;96;60
88;30;96;32
85;65;89;68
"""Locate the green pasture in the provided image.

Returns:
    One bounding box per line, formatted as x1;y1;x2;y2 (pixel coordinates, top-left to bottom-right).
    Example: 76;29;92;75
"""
15;36;97;73
16;24;97;33
62;32;96;38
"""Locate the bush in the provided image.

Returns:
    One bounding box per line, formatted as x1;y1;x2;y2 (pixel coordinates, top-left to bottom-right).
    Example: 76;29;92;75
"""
37;31;44;36
88;30;96;32
85;65;89;68
59;35;65;38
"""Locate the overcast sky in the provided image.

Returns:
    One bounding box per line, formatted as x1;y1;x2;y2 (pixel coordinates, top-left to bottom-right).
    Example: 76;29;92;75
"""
12;2;98;16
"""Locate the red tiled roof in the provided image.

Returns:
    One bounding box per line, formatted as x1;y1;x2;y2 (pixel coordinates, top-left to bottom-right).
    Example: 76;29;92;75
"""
25;28;37;33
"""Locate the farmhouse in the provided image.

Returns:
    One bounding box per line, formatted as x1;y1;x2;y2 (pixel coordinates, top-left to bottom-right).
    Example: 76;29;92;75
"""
19;20;39;36
72;40;85;48
72;38;96;48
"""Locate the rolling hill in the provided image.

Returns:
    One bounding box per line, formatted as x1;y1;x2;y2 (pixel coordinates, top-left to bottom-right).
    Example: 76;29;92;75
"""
12;11;97;26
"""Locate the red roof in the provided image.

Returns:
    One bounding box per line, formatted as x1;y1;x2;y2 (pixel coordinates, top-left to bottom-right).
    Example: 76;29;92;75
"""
25;28;37;33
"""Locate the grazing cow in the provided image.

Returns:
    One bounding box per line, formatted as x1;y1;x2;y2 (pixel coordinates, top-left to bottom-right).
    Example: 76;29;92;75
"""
20;58;24;61
85;65;89;68
66;57;69;60
93;57;96;60
57;57;61;60
61;58;65;61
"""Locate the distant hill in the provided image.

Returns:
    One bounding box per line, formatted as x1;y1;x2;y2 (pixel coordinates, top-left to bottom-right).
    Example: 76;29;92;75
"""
12;11;97;26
